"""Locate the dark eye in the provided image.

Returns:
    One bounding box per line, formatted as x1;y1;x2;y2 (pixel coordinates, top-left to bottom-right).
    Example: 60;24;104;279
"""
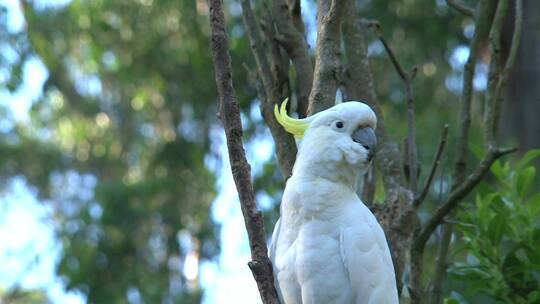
336;121;344;129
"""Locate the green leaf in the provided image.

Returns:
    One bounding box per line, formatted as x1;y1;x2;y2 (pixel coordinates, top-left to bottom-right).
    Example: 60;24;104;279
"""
517;166;536;198
476;194;491;230
528;192;540;216
488;212;507;246
469;143;485;160
490;159;505;181
443;298;460;304
517;149;540;170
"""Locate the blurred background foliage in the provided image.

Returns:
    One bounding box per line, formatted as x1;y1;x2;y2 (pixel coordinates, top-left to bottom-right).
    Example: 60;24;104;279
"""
0;0;538;303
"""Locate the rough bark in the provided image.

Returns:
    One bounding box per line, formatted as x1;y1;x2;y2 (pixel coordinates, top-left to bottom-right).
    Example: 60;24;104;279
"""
208;1;280;302
307;0;347;115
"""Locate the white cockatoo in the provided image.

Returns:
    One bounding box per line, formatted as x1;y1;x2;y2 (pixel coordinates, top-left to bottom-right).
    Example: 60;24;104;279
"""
269;99;399;304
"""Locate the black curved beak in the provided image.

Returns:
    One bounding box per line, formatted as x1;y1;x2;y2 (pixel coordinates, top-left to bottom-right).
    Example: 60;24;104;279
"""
352;127;377;161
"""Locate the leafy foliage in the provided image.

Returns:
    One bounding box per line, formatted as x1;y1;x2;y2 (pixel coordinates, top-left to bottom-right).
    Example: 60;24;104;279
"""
0;0;240;302
449;150;540;303
0;0;537;302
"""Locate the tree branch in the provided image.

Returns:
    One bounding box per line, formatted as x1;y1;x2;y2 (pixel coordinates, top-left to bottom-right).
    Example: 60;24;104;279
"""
414;125;449;207
452;0;497;191
343;14;405;192
208;1;280;302
308;0;347;114
409;3;508;301
429;221;453;304
415;146;517;249
241;0;297;178
446;0;475;17
272;0;313;116
492;0;523;142
369;21;419;193
484;0;509;147
344;10;415;293
342;7;378;105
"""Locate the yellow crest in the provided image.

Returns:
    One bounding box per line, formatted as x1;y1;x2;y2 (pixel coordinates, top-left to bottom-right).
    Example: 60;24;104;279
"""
274;98;310;139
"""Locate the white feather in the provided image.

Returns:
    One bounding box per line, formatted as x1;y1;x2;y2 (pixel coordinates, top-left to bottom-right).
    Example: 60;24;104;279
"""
269;101;398;304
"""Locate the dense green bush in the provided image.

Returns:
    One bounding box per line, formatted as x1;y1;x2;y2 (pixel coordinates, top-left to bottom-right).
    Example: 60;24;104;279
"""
449;150;540;303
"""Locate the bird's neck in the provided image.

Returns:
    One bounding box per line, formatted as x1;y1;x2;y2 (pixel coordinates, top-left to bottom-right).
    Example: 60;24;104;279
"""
292;148;363;190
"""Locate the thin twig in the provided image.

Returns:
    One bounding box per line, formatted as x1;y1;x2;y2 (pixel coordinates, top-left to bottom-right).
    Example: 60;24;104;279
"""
369;22;419;192
446;0;475;17
444;219;476;228
410;3;509;301
410;146;517;303
429;222;453;304
241;0;273;91
452;0;497;187
208;1;280;302
414;124;449;207
378;36;409;81
416;146;517;248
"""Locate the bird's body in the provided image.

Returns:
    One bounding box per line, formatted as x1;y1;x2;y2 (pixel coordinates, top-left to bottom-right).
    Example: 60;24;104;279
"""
270;101;399;304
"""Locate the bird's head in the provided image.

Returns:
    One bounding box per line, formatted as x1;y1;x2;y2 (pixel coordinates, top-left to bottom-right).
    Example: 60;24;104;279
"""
275;99;377;185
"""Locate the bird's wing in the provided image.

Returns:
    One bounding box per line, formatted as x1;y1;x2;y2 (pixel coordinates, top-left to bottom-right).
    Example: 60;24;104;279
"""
340;210;399;304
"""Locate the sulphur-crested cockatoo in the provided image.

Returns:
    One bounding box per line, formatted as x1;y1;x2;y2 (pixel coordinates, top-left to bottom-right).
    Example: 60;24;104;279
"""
269;99;398;304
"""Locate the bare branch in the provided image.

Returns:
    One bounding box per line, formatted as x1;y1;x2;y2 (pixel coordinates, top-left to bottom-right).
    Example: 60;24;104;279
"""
272;0;313;116
241;1;273;92
484;0;509;147
429;222;453;304
446;0;475;17
416;146;517;249
308;0;347;114
370;23;419;193
452;0;497;189
375;29;409;82
404;71;418;193
241;0;297;178
208;1;280;302
343;18;405;192
492;0;523;140
414;125;449;207
410;3;511;301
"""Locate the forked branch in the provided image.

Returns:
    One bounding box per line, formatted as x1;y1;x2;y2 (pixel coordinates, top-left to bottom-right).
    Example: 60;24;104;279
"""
241;0;298;178
365;20;419;192
416;146;517;248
